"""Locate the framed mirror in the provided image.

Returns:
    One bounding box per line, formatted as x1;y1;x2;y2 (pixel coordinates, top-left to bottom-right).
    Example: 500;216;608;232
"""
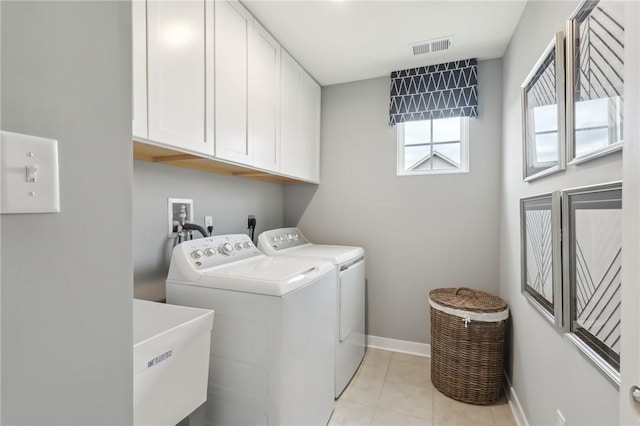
520;192;563;326
566;0;624;164
521;32;565;181
562;182;622;384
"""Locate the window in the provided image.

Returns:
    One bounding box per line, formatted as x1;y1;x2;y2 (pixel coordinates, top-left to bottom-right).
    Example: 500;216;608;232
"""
574;97;623;158
532;104;560;164
396;117;469;176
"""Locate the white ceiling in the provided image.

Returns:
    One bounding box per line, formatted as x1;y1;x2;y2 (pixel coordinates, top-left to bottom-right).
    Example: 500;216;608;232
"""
242;0;528;86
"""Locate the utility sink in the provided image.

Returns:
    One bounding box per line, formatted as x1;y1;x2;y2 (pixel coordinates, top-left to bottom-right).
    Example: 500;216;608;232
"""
134;299;214;426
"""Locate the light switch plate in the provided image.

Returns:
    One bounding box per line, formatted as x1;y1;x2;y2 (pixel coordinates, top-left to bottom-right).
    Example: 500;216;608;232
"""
1;131;60;213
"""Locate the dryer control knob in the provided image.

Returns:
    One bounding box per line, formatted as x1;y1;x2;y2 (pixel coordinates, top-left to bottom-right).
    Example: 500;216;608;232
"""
243;241;252;249
220;243;234;256
286;234;293;240
191;249;204;259
203;248;216;257
235;243;244;251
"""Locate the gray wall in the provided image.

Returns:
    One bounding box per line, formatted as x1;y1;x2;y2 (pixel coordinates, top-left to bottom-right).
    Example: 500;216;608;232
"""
133;161;284;301
499;1;620;424
619;3;640;422
0;1;3;420
284;59;503;344
1;1;133;424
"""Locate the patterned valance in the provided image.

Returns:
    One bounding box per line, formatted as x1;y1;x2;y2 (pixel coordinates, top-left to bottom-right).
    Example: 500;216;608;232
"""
389;58;478;125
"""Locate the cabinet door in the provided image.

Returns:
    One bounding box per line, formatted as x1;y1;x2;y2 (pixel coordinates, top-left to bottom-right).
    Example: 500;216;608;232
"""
279;50;303;178
147;0;212;155
215;0;252;164
300;72;321;182
250;22;280;172
132;0;147;140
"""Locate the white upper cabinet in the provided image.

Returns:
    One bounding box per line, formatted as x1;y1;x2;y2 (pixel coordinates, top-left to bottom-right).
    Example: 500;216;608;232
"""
135;0;320;182
280;50;321;183
147;0;213;156
301;73;321;182
280;50;304;178
214;0;252;164
250;22;281;172
132;0;147;140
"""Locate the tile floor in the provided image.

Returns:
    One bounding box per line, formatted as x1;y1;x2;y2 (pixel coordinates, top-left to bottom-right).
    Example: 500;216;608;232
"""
329;348;516;426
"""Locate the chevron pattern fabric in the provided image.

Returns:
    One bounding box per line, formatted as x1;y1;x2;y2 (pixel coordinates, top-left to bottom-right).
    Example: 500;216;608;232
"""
389;58;478;126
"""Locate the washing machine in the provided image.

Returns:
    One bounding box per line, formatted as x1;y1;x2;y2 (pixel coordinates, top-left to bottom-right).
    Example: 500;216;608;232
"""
258;227;365;397
166;234;336;426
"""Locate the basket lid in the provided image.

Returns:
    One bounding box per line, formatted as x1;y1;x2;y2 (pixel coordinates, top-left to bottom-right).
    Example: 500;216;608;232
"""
429;287;507;313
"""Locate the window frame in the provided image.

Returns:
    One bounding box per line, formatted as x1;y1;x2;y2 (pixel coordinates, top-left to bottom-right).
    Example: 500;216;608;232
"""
396;117;470;176
566;0;624;165
562;181;622;386
520;192;563;327
520;32;566;182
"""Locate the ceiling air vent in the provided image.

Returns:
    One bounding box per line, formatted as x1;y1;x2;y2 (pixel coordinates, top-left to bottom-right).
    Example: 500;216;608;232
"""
410;36;454;56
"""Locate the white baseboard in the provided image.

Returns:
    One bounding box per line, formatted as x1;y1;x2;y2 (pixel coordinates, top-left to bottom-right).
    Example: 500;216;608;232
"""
366;334;430;357
504;372;528;426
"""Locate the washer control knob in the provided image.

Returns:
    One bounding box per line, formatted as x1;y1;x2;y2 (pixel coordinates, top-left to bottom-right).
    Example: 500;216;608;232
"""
243;241;252;249
191;249;204;259
293;234;299;240
287;233;293;240
219;243;234;256
204;248;216;257
235;243;244;251
271;236;278;243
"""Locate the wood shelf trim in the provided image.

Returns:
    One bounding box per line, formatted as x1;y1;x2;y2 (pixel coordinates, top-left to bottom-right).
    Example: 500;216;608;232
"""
152;154;200;162
133;140;314;185
232;171;270;177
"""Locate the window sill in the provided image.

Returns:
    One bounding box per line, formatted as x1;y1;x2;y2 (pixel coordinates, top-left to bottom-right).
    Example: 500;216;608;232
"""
396;168;469;177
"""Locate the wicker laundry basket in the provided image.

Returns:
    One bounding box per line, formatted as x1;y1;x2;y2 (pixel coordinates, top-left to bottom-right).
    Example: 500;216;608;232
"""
429;287;509;405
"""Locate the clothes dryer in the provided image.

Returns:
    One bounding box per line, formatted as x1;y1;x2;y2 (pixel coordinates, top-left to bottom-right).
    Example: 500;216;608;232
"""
258;227;365;397
166;234;335;426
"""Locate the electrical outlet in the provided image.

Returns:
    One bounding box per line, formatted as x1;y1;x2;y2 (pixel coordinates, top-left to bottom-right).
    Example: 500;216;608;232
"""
556;409;566;426
248;214;256;228
204;216;213;228
168;198;193;238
